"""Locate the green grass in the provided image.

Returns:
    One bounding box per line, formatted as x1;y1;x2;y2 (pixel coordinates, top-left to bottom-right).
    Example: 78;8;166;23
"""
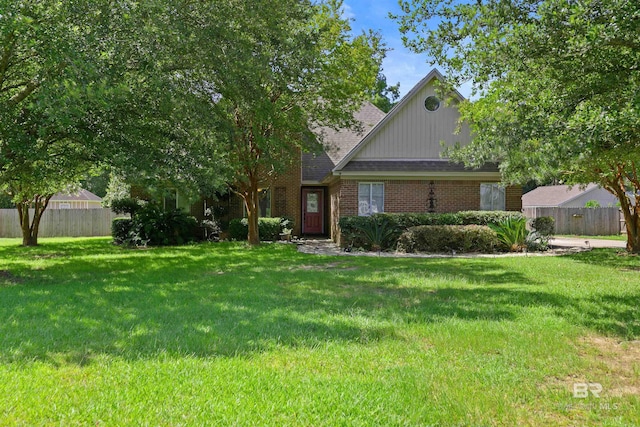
557;234;627;241
0;237;638;426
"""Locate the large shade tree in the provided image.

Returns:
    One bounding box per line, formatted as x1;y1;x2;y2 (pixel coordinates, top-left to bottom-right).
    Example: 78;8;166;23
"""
0;1;108;245
179;0;384;244
0;1;224;245
396;0;640;252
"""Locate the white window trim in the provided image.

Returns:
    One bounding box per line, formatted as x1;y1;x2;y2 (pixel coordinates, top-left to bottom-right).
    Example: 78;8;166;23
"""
358;182;384;216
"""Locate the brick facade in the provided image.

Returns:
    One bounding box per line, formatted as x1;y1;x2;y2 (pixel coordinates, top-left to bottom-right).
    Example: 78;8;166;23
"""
269;154;302;235
330;179;522;243
192;174;521;243
505;185;523;211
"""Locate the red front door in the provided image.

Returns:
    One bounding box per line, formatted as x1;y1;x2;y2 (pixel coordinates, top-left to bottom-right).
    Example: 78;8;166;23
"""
302;189;323;234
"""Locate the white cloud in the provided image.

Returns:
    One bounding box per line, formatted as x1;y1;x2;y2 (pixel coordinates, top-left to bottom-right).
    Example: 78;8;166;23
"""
341;2;356;20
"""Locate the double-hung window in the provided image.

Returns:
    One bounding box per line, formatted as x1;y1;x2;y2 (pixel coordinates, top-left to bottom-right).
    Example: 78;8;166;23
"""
358;183;384;216
480;183;505;210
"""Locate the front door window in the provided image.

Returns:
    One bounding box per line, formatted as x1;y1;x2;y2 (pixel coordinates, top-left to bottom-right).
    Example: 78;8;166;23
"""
306;192;319;213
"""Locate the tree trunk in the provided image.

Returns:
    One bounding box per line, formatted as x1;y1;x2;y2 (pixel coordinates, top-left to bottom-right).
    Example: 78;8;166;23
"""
15;195;51;247
605;169;640;253
628;220;640;254
243;178;261;246
621;205;640;254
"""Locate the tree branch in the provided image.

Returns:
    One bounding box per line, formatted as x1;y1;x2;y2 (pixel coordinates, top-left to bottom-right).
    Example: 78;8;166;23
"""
0;80;33;93
8;80;39;107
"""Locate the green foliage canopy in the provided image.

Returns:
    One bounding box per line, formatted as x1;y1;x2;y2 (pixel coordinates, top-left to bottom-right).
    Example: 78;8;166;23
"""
179;0;385;244
396;0;640;251
0;1;226;244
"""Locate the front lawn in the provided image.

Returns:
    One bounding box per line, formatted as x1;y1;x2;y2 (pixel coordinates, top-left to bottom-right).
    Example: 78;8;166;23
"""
0;238;638;426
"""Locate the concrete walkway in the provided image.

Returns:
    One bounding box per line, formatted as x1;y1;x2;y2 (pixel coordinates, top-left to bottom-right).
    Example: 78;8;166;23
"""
294;238;616;258
549;237;626;249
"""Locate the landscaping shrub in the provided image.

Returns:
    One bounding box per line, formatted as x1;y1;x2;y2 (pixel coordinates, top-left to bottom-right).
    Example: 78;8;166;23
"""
339;216;387;249
531;216;555;237
258;217;282;241
526;216;555;252
135;205;199;246
339;211;521;250
110;197;144;217
112;218;134;245
228;218;248;241
112;204;198;247
488;217;528;252
354;217;397;251
457;210;526;226
525;231;550;252
396;225;500;253
373;212;463;228
228;217;292;241
339;213;464;249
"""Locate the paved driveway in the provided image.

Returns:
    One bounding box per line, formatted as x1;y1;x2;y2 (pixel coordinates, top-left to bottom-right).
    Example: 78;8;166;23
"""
549;237;626;249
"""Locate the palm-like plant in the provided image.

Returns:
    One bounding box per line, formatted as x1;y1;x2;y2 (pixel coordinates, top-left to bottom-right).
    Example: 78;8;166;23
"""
488;218;529;252
356;217;397;251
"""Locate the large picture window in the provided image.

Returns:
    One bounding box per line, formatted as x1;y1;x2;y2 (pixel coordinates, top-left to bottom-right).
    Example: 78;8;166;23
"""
480;183;505;210
358;183;384;216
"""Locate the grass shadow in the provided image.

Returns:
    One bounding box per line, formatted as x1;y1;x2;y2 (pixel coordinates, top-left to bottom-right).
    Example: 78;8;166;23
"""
0;240;638;365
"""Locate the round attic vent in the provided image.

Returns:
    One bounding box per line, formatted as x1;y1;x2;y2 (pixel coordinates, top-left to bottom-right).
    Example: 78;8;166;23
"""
424;96;440;112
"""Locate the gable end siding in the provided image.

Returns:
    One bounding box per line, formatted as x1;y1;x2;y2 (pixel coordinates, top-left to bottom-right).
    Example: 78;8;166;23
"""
352;83;471;161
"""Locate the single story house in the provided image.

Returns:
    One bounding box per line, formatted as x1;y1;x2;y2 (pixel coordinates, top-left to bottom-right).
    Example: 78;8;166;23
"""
49;189;103;209
203;69;521;242
522;184;618;208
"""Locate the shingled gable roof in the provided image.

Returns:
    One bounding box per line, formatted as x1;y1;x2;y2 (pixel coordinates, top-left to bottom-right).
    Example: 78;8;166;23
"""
332;68;465;173
50;188;102;202
302;102;385;182
521;183;601;207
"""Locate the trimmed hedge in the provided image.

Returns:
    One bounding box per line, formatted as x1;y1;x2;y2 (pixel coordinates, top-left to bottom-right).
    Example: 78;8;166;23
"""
397;225;500;253
228;217;294;241
338;211;525;250
457;210;526;226
228;218;248;241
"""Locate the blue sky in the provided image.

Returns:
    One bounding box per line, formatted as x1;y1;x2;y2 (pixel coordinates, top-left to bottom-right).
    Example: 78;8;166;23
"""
342;1;473;100
342;0;430;99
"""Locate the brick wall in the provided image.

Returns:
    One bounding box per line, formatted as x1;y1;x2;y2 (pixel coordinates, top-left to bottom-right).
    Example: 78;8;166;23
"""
331;179;522;243
506;185;522;211
338;179;501;214
270;154;302;235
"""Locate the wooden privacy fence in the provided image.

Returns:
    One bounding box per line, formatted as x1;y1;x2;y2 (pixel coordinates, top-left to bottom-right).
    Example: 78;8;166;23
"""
523;207;622;236
0;208;120;238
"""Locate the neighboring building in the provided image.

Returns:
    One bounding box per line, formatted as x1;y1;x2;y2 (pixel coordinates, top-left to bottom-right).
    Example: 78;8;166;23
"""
205;69;521;242
49;189;103;209
522;184;618;208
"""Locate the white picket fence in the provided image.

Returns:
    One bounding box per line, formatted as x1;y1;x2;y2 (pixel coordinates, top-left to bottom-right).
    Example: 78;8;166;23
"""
0;208;121;238
523;207;622;236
